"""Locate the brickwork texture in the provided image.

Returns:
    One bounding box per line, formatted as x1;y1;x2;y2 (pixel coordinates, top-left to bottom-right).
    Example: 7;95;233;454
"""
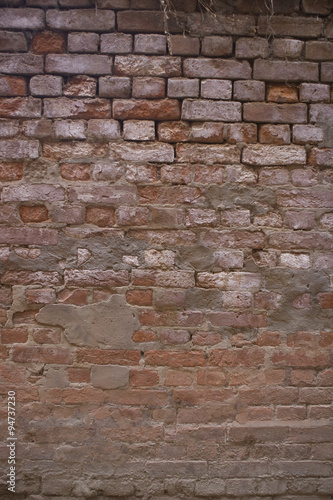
0;0;333;498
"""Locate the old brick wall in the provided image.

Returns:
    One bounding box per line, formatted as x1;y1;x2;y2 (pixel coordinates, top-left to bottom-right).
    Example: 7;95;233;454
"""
0;0;333;498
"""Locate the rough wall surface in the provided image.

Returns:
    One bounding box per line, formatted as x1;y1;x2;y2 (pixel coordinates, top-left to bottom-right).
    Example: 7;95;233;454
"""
0;0;333;498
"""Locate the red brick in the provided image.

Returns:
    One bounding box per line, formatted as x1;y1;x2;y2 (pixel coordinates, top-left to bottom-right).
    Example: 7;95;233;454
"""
226;123;257;143
67;367;90;384
176;144;240;164
187;12;256;36
64;270;128;287
0;76;26;96
44;98;111;119
32;31;65;54
267;84;298;103
0;161;23;181
33;328;62;344
158;121;190;142
116;207;150;226
126;289;152;306
145;350;206;367
210;348;265;367
76;348;140;365
257;331;281;346
19;205;48;223
130;369;159;387
1;327;28;344
115;55;181;77
161;330;190;345
132;330;157;342
61;163;90;181
207;312;266;328
113;99;180;121
86;206;115;226
63;75;96;97
26;288;56;304
272;349;331;368
12;346;72;364
318;293;333;309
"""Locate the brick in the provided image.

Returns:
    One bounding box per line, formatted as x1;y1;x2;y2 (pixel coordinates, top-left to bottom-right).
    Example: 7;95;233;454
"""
201;80;232;100
116;207;150;226
63;75;96;97
2;327;28;344
20;205;49;223
276;188;333;207
50;205;84;224
187;13;256;36
236;37;269;58
68;32;99;53
55;120;86;141
280;253;311;269
306;41;333;61
272;38;304;59
267;83;298;103
2;270;60;286
46;55;112;75
100;33;132;54
270;231;333;250
258;15;322;38
134;34;166;54
259;124;290;145
130;369;158;387
226;123;257;144
309;104;333;123
233;80;265;101
318;293;333;309
99;76;131;98
200;230;265;249
64;270;128;287
190;123;225;143
0;162;23;181
291;168;318;187
61;163;90;180
0;227;57;246
183;58;251;79
68;184;137;204
286;211;315;231
0;76;26;97
321;62;333;82
32;31;65;54
303;0;332;14
169;35;200;56
26;288;56;304
201;36;233;57
12;346;72;364
87;119;120;140
293;125;324;144
220;210;250;227
46;9;115;31
0;97;41;119
0;31;27;52
123;120;155;141
243;145;305;166
113;99;180;120
186;209;218;227
91;366;129;389
115;55;181;77
177;144;240;164
300;83;330;102
0;139;39;159
182;100;241;122
0;120;20;138
44;98;111;118
125;164;158;183
0;8;44;29
254;60;318;82
0;54;43;75
30;76;62;97
86;206;115;226
168;79;199;98
132;77;165;98
309;148;333;167
145;350;206;367
138;186;202;205
144;249;175;268
108;142;174;163
244;103;307;123
158;121;190;142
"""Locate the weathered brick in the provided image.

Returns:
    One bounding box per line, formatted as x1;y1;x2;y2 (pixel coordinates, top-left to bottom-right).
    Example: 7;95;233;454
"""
30;76;62;97
0;54;43;75
267;83;298;103
259;124;290;145
63;75;96;97
20;205;49;223
115;55;181;77
244;103;307;123
12;346;72;364
43;141;106;160
233;80;265;101
0;162;23;181
254;60;318;82
226;123;257;144
68;32;99;53
0;120;20;138
303;0;332;14
169;35;200;56
200;230;265;249
190;122;225;143
0;76;26;97
46;55;112;75
176;144;240;164
299;83;330;102
98;76;130;98
272;38;304;59
46;9;115;31
87;119;120;140
236;37;269;58
280;253;311;269
187;13;256;36
168;79;199;98
68;184;137;204
64;270;129;287
132;77;165;98
201;80;232;100
134;34;166;54
44;98;111;118
113;99;180;120
0;31;27;52
258;15;322;38
0;139;39;159
123;120;155;141
100;33;132;54
284;211;316;230
306;41;333;61
201;36;233;56
182;100;241;122
321;62;333;82
0;8;44;29
32;31;65;54
309;148;333;166
183;58;251;79
54;120;86;140
243;145;306;166
269;231;333;250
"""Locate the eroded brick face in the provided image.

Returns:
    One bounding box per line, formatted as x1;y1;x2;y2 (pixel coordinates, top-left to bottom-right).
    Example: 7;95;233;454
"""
0;2;332;499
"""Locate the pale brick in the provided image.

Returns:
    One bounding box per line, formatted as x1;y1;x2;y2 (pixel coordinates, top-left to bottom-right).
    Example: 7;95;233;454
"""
46;55;112;75
113;99;180;121
321;62;333;83
51;205;84;224
309;104;333;123
182;100;241;122
64;269;129;286
109;142;174;163
176;144;240;164
43;141;106;160
259;168;289;185
214;250;244;269
44;98;110;119
254;60;318;82
293;125;324;144
68;32;99;53
235;37;269;58
233;80;265;101
243;145;306;166
280;253;311;269
87;119;121;140
168;79;199;98
0;76;26;97
272;39;304;59
300;83;330;102
99;76;131;98
68;185;136;205
91;366;129;389
0;120;19;138
258;15;322;38
100;33;132;54
0;31;27;52
259;124;290;145
54;120;86;140
0;8;44;29
306;41;333;61
134;34;166;54
0;54;43;75
226;123;257;144
188;13;256;36
190;123;224;143
201;80;232;100
284;211;316;230
201;36;233;57
22;119;53;139
132;77;165;98
123;120;155;141
169;35;199;56
115;55;181;77
309;148;333;166
46;9;115;31
0;140;39;159
244;103;307;123
0;97;41;118
183;58;251;79
3;183;64;201
30;75;62;97
0;228;57;246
